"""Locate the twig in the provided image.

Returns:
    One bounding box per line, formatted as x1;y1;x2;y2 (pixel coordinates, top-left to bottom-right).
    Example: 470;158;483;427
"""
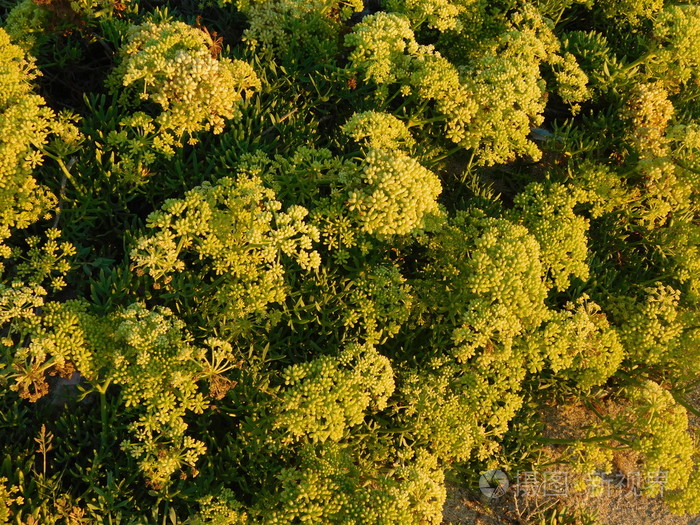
51;158;74;229
261;107;300;136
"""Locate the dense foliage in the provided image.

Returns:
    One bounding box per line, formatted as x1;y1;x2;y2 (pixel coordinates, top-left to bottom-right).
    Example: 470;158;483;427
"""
1;0;700;522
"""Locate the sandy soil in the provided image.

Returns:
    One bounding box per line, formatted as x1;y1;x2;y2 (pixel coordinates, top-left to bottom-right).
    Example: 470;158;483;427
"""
442;480;700;525
442;392;700;525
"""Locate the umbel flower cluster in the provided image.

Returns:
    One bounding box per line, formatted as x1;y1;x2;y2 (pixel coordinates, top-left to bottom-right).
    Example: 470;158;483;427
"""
346;148;442;236
241;0;363;59
0;28;55;253
511;182;590;291
527;296;624;391
131;175;320;332
255;444;445;524
2;0;50;53
345;6;591;165
3;293;242;488
342;111;415;151
109;19;260;153
342;264;414;345
274;343;394;444
384;0;468;32
650;5;700;89
622;83;674;158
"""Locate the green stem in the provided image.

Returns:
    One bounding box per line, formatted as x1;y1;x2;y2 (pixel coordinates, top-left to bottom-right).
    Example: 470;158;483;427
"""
534;458;570;469
406;115;447;128
617;49;657;77
583;400;607;424
536;434;632;446
43;152;83;196
678;89;700;103
261;106;299;136
394;95;427;118
632;274;676;287
677;374;700;393
411;14;428;31
100;390;108;449
672;157;700;175
552;6;566;26
426;145;464;168
459;150;477;183
378;87;406;112
96;380;111;451
162;501;171;525
670;390;700;419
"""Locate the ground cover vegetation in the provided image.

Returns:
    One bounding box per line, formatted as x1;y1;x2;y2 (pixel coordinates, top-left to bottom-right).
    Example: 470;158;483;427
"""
1;0;700;522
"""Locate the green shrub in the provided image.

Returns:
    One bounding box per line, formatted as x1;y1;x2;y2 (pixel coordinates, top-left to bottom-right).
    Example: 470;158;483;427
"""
1;0;700;522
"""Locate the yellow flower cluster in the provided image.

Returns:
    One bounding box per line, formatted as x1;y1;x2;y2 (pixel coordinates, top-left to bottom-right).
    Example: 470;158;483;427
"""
528;297;624;390
652;5;700;89
345;12;478;139
623;83;674;158
550;51;591;113
342;111;414;150
654;219;700;300
384;0;472;32
616;284;684;366
346;13;424;85
261;445;445;524
346;6;591;165
455;5;565;164
0;28;57;252
417;210;549;337
0;477;23;522
0;231;75;402
110;20;260;150
668;470;700;515
111;304;209;487
595;0;663;25
3;0;51;52
131;175;320;326
406;213;559;462
274;343;394;444
312;202;360;263
3;297;228;487
12;228;76;292
623;381;695;496
410;52;477;144
458;213;549;331
0;282;45;327
635;158;693;229
400;357;526;464
347;149;442;236
241;0;362;57
460;52;545;165
512;182;590;291
399;362;481;463
191;489;248;524
572;162;631;218
342;264;414;344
